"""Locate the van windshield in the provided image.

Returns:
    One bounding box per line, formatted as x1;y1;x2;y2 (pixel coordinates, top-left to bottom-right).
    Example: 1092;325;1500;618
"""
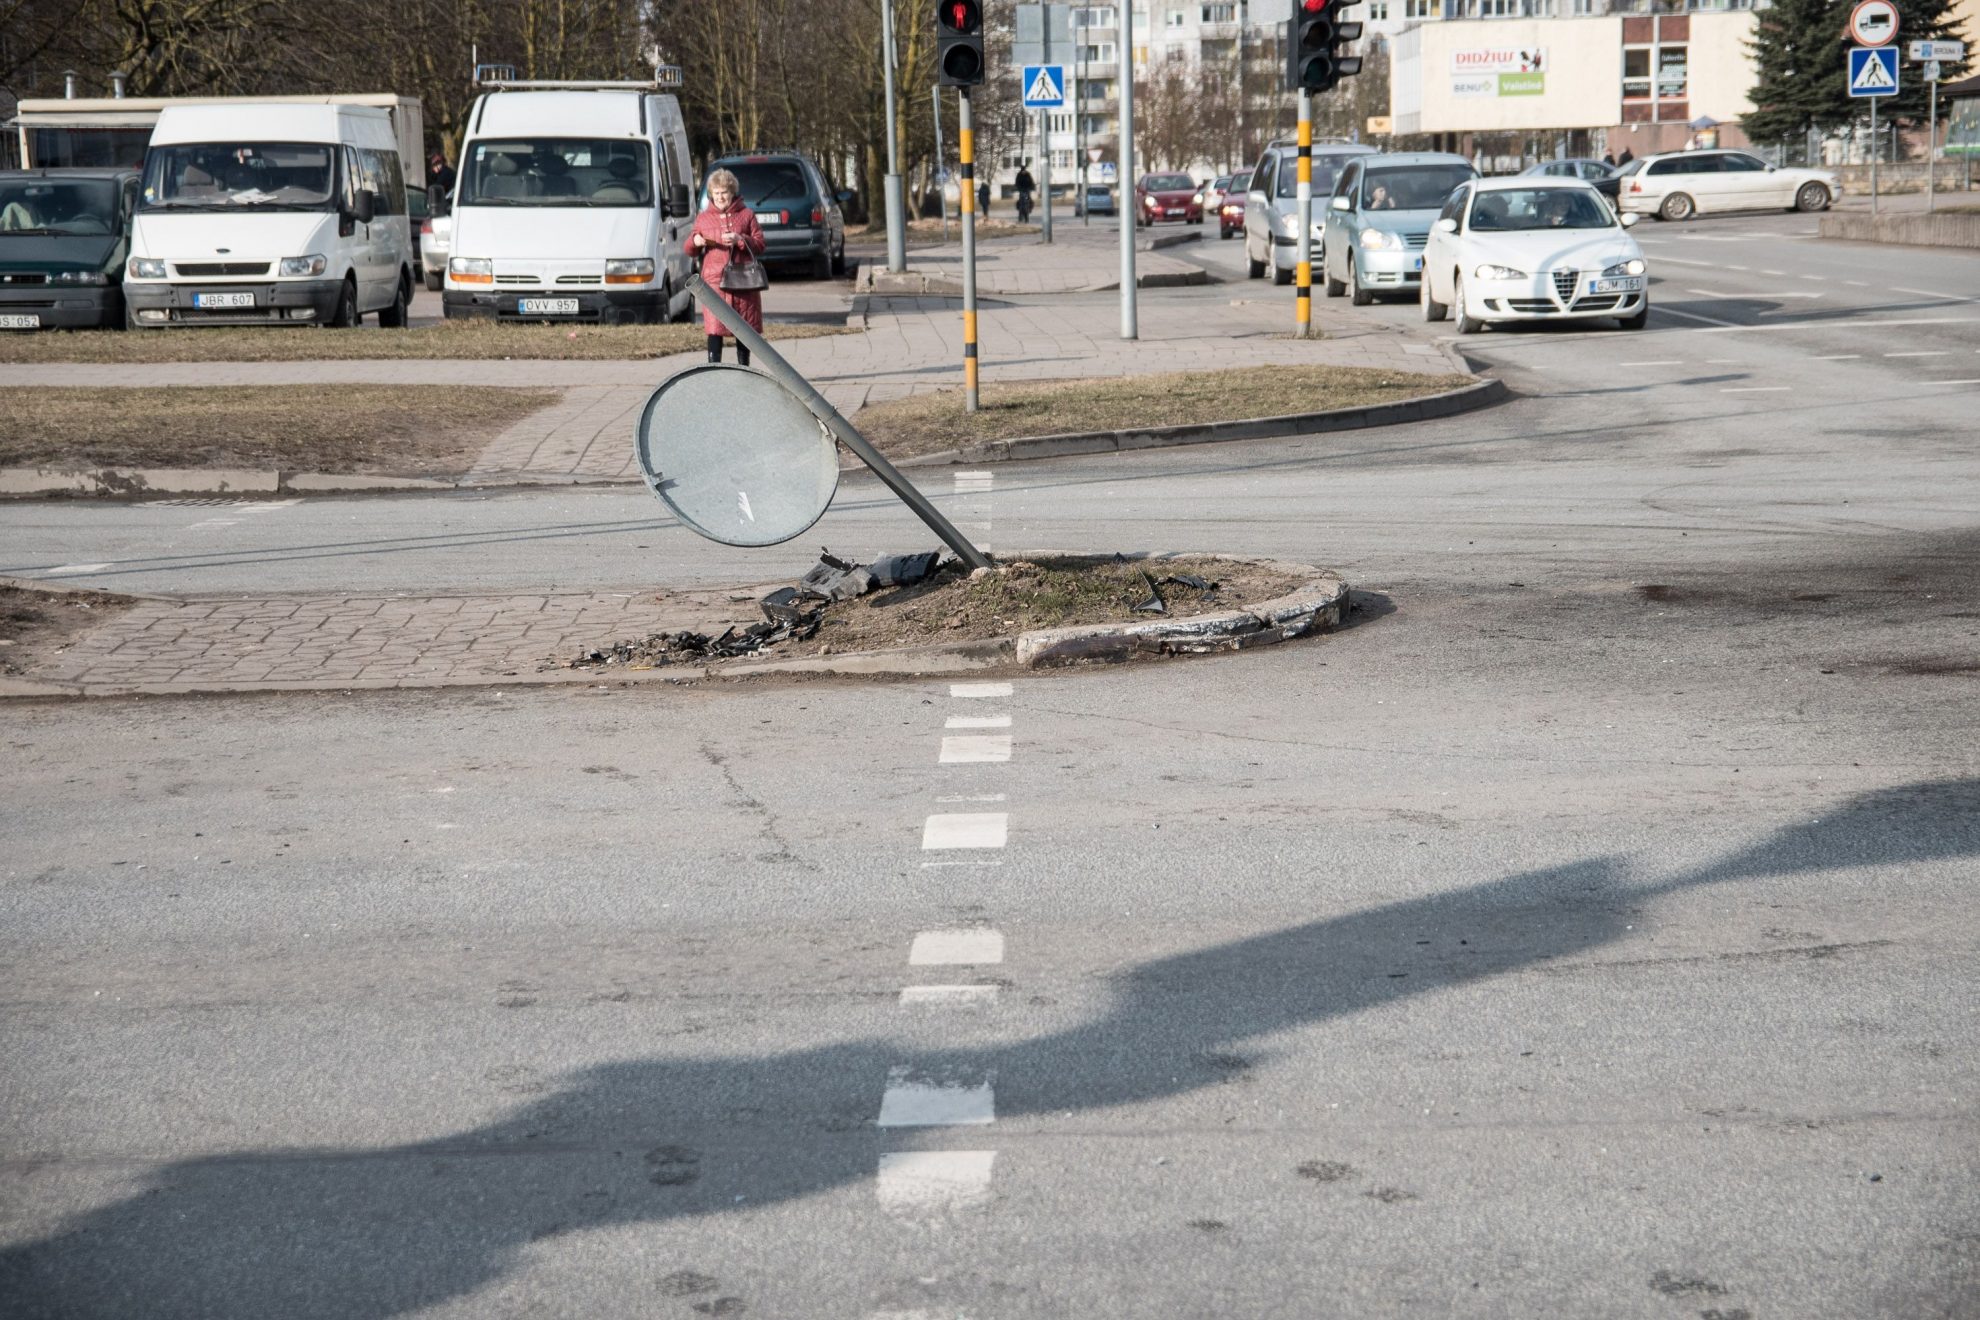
141;143;335;211
1276;157;1348;198
460;138;652;207
720;161;811;207
0;178;122;236
1360;164;1475;211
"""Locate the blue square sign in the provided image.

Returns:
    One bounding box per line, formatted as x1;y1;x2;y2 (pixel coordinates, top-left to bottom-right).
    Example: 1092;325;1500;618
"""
1849;46;1899;97
1021;64;1067;108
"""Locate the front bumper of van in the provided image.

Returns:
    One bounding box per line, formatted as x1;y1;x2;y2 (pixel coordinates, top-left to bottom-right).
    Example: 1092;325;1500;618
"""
123;279;346;327
0;283;122;330
443;287;668;325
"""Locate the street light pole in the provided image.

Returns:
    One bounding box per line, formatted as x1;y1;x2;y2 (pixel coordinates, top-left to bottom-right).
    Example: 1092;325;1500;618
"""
1119;0;1138;338
882;0;908;272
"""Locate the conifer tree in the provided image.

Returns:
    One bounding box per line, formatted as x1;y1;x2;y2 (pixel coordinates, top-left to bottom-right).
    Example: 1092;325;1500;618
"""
1743;0;1852;145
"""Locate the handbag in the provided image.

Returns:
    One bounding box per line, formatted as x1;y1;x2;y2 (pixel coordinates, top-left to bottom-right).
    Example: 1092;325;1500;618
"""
720;249;768;293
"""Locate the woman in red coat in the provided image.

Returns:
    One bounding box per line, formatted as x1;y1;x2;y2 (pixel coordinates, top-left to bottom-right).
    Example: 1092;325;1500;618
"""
691;168;768;366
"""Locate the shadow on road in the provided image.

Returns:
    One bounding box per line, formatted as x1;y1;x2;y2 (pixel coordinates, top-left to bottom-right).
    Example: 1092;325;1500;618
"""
5;778;1975;1317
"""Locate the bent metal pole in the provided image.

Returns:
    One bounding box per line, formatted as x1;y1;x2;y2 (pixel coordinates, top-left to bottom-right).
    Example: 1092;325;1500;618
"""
686;275;993;572
960;85;981;413
1295;88;1313;339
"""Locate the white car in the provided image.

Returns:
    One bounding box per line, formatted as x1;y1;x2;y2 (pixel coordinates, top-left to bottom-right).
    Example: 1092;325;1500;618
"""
1420;178;1649;334
1617;149;1838;222
421;212;450;291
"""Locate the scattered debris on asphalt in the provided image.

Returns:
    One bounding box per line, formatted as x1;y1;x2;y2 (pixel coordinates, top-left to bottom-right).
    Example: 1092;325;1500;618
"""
1132;571;1168;615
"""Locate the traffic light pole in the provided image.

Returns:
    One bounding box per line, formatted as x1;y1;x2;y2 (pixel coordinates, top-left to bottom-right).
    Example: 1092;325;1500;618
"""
1295;88;1313;338
1118;0;1138;339
960;87;981;412
882;0;908;273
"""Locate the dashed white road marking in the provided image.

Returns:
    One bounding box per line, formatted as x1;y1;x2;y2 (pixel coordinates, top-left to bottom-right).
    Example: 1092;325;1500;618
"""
1813;354;1862;361
1894;287;1972;302
922;813;1008;849
243;498;302;512
945;714;1012;729
187;519;240;530
876;1151;998;1215
44;563;110;576
1930;378;1980;385
1685;288;1824;300
1846;280;1870;287
952;470;995;493
899;985;1000;1007
911;929;1006;965
940;734;1012;763
878;1069;996;1126
936;792;1006;802
1655;305;1740;327
1620;360;1683;367
950;681;1012;699
1721;386;1791;393
1886;351;1950;358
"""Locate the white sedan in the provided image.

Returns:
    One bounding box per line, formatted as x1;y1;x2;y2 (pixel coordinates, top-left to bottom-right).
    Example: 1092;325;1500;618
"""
1421;178;1649;334
1617;149;1838;222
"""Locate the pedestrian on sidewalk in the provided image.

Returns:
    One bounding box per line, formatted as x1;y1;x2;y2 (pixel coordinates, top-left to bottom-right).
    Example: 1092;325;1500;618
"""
977;180;990;215
691;168;768;366
1014;162;1035;223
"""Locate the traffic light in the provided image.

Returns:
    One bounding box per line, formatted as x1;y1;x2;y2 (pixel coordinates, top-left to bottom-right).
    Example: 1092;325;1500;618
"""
1286;0;1363;93
936;0;986;87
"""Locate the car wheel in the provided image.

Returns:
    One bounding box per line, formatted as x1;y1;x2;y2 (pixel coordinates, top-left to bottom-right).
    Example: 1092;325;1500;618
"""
1421;277;1448;323
1795;183;1830;213
1273;259;1292;286
1617;301;1649;331
1659;192;1695;222
424;267;442;292
328;276;358;328
831;242;846;276
378;275;410;328
809;248;831;280
1246;250;1265;279
1349;256;1373;307
1324;260;1345;298
1453;275;1485;335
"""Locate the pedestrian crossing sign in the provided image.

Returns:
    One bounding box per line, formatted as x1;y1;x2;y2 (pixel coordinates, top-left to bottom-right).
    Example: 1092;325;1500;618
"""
1849;46;1899;96
1022;64;1067;108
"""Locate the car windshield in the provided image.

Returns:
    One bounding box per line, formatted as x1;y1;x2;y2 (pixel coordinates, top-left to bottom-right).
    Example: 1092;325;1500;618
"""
460;138;652;207
1468;188;1616;231
1276;157;1348;198
720;160;812;207
1360;164;1475;210
141;143;334;211
1144;174;1193;191
0;178;122;235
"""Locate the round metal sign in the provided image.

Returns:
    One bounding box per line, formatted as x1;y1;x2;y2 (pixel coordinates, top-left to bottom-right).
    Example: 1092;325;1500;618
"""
635;364;840;548
1849;0;1897;46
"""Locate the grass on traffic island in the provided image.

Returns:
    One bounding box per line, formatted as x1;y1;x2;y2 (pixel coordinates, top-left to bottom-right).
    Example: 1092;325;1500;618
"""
0;385;562;474
0;320;852;365
853;364;1477;458
1;584;135;677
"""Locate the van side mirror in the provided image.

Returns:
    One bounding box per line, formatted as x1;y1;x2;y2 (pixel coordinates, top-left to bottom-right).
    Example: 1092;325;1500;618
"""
1330;195;1351;211
352;188;376;224
667;183;691;217
1435;216;1458;233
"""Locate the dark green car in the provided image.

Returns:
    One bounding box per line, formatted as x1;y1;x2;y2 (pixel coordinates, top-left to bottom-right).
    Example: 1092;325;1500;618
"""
0;169;141;330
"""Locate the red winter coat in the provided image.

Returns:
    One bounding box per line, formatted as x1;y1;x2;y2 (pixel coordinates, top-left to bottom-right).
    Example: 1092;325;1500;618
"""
692;199;767;335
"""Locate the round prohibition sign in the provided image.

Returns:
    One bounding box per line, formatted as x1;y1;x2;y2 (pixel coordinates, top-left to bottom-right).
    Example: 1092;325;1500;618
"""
1848;0;1898;47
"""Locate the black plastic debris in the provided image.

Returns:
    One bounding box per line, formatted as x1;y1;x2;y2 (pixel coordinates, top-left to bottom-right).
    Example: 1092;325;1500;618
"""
868;550;942;589
1160;573;1219;591
759;586;812;627
1132;571;1168;615
799;548;874;602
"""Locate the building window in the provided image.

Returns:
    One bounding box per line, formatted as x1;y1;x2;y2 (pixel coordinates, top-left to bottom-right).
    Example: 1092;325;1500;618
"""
1052;149;1077;170
1082;114;1110;134
1166;44;1186;61
1080;43;1116;62
1623;45;1652;98
1077;78;1113;99
1072;6;1117;25
1656;44;1687;96
1367;0;1389;17
1048;112;1074;133
1476;0;1517;15
1403;0;1439;18
1572;0;1599;13
1200;2;1236;19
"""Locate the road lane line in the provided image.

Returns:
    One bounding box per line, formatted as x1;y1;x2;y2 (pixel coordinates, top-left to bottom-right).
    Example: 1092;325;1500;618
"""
1693;316;1974;334
922;813;1007;849
1685;288;1824;299
950;681;1012;699
43;563;111;576
936;793;1006;802
946;714;1012;729
1654;305;1741;327
1894;287;1972;302
1812;354;1862;361
1928;378;1980;385
1885;351;1950;358
1619;360;1684;366
899;985;999;1007
940;735;1012;763
911;929;1006;964
876;1151;998;1215
878;1068;995;1126
1721;386;1791;393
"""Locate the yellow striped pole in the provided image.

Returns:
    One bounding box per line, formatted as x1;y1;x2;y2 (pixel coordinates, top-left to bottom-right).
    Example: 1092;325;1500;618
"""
959;87;981;412
1295;90;1314;338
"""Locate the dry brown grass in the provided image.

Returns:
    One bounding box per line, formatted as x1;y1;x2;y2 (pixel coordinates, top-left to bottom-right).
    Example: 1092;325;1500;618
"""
0;320;852;365
0;386;562;474
854;364;1476;457
0;584;135;676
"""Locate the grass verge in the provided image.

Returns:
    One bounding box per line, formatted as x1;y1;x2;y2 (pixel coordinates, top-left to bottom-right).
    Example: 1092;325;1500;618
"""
0;386;562;474
0;320;853;365
1;584;135;676
853;364;1477;457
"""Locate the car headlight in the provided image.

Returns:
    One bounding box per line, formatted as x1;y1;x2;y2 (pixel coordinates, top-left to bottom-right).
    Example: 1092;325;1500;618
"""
1473;263;1528;281
450;257;492;276
1192;192;1204;204
1602;258;1646;277
605;257;654;284
1359;228;1401;251
50;270;109;285
279;254;327;277
127;257;166;279
1143;195;1159;209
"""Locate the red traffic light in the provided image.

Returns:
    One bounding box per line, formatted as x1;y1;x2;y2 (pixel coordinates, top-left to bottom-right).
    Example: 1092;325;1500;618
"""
940;0;982;31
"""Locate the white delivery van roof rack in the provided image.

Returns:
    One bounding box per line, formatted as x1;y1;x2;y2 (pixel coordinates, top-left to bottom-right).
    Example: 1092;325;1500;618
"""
477;69;682;91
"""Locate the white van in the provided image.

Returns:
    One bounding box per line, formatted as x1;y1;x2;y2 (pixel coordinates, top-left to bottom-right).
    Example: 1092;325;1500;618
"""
444;79;695;325
123;103;414;328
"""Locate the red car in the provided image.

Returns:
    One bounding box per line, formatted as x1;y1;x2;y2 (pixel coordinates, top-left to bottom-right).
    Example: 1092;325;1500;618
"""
1135;172;1200;226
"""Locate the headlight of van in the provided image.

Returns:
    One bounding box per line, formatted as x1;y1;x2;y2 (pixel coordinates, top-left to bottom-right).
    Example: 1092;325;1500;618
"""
127;257;166;279
449;257;493;285
50;270;109;285
1602;258;1646;277
1359;228;1402;251
604;257;654;285
279;254;327;277
1474;263;1528;281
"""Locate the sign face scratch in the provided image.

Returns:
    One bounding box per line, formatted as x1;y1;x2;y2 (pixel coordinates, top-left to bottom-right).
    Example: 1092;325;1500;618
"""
738;490;755;523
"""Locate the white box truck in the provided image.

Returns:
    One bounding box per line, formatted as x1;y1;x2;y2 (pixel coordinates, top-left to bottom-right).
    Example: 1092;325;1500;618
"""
122;102;416;328
443;77;696;325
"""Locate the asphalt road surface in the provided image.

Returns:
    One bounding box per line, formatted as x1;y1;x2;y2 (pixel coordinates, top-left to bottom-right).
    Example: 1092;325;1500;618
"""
2;217;1977;1319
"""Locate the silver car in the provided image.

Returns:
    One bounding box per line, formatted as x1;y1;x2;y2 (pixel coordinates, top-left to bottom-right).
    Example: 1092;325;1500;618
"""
1241;140;1377;286
1322;151;1478;306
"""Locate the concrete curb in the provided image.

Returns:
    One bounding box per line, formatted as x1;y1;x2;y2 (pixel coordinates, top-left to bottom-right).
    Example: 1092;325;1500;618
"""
1816;210;1980;249
0;554;1346;700
891;376;1506;468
